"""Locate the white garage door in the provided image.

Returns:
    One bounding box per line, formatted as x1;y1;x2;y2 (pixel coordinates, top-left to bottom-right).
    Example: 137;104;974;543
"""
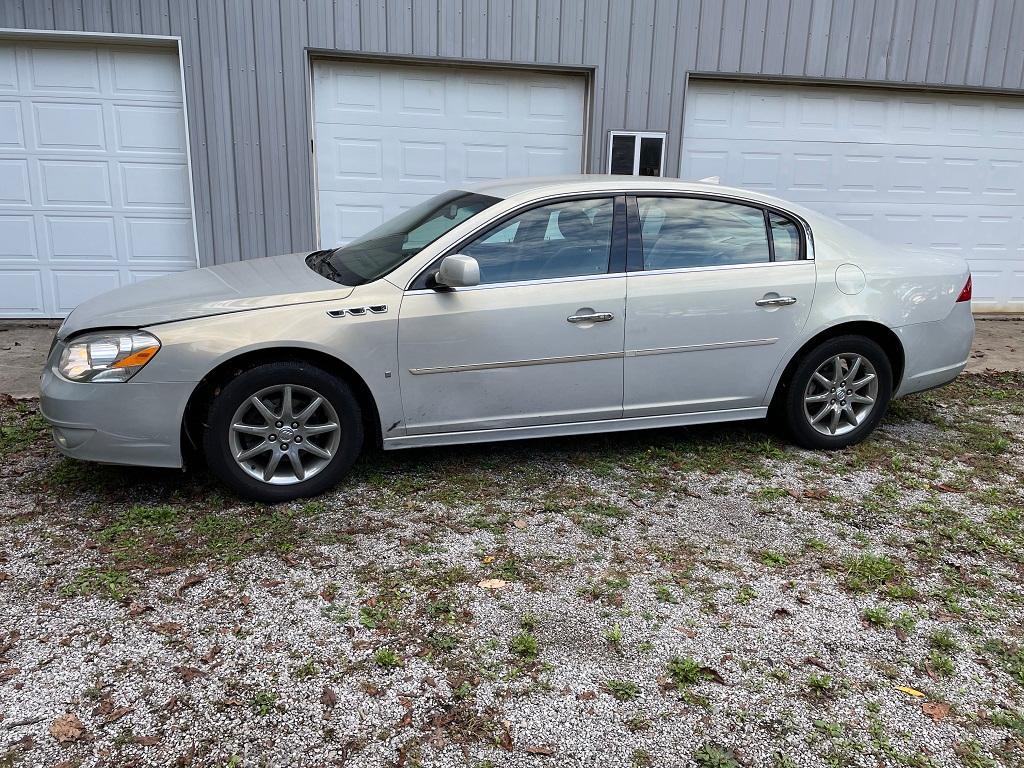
681;81;1024;312
0;41;196;318
313;61;586;247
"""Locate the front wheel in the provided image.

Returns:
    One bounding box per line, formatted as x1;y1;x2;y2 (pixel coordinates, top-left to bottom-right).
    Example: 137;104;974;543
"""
783;335;893;450
202;362;363;502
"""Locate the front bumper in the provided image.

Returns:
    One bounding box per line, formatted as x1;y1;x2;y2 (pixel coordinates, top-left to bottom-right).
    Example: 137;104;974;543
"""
894;301;975;397
39;367;195;469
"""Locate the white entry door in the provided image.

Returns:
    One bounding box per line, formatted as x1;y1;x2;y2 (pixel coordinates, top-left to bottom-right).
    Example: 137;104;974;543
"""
681;81;1024;312
0;41;196;318
312;60;586;247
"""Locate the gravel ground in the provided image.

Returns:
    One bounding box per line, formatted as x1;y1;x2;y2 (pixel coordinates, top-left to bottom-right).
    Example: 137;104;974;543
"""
1;372;1023;768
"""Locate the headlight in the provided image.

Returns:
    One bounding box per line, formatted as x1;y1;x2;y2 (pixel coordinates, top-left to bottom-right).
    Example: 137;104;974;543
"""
57;331;161;383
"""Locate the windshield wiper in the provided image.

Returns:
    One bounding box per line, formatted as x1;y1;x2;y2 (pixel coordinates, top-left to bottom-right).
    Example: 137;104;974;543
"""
307;250;347;284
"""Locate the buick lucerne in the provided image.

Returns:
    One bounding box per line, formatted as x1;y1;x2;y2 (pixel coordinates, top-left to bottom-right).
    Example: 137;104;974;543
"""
40;176;975;502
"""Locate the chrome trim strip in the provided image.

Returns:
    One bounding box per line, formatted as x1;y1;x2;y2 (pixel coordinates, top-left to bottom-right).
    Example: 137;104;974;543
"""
408;337;777;374
408;350;623;375
629;338;778;357
382;406;769;450
405;271;625;295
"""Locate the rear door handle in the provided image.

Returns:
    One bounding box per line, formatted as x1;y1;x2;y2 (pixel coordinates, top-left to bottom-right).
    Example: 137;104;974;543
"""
755;296;797;307
567;312;614;323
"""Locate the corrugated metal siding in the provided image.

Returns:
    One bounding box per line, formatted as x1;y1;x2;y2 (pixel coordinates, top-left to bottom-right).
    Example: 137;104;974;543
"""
3;0;1023;266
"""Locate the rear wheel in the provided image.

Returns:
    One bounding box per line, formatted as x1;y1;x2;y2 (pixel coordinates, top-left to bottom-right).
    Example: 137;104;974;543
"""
784;335;892;450
203;362;363;502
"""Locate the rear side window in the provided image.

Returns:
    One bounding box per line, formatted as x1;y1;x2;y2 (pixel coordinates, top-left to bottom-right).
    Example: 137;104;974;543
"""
637;197;771;270
769;213;801;261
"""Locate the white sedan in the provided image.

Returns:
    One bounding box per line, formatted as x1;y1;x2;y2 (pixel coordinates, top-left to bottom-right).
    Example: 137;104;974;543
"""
41;176;975;501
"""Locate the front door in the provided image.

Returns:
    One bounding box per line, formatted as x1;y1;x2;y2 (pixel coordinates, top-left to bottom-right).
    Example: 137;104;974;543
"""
624;196;815;417
398;196;627;435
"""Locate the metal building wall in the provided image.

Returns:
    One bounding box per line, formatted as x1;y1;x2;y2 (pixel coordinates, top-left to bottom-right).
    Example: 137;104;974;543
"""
2;0;1022;266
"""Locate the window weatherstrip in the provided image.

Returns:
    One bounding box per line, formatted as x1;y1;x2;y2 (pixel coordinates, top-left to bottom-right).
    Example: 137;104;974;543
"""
764;208;776;262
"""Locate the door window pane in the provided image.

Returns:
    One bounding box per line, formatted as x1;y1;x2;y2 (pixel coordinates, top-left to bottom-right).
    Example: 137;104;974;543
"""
637;197;771;270
461;198;615;284
769;214;801;261
638;136;663;176
609;135;635;174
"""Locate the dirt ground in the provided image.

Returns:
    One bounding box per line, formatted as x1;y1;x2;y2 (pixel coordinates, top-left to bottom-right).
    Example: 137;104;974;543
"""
1;370;1022;767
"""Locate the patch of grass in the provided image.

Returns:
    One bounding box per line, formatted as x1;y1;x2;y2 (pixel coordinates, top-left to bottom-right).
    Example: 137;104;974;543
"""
291;657;319;680
759;550;789;568
693;744;740;768
0;404;48;458
842;553;905;593
654;584;676;603
667;656;714;689
863;605;892;628
510;632;538;660
605;623;623;648
735;585;757;605
806;673;833;698
602;679;640;702
954;739;997;768
373;648;402;669
926;649;954;677
64;567;131;600
929;629;960;653
250;690;278;716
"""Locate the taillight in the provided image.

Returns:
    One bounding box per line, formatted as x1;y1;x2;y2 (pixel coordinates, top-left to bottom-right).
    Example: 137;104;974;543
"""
956;275;972;303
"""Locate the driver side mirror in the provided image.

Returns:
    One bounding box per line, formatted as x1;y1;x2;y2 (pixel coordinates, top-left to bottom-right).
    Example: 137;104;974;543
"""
433;254;480;289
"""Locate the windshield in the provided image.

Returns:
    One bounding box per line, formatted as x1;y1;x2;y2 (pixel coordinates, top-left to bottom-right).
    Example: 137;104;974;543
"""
307;190;501;285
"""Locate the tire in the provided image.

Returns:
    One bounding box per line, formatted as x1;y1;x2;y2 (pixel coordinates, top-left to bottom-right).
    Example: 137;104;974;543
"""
202;362;363;502
783;335;893;450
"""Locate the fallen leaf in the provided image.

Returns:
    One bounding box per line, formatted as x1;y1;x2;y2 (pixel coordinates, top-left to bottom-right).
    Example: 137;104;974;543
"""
127;602;153;617
153;622;181;636
482;555;495;564
134;735;161;746
201;644;222;665
321;686;337;709
921;701;950;721
525;745;554;755
772;607;793;619
477;579;507;590
49;713;85;743
576;691;596;701
152;566;177;575
931;482;962;493
0;667;19;682
101;706;132;725
497;721;514;751
803;487;830;500
177;574;206;594
175;665;206;683
512;518;528;529
896;685;926;698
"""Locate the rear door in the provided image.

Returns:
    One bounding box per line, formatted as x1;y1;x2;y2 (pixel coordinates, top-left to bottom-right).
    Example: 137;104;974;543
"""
398;196;628;435
623;196;815;417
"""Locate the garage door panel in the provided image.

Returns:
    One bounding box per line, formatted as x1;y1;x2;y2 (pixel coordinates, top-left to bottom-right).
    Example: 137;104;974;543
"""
27;47;101;93
45;215;117;261
0;159;31;204
50;269;120;314
685;139;1024;202
33;102;106;150
113;105;186;153
0;41;196;317
0;215;36;259
0;269;45;315
314;62;584;135
684;84;1024;150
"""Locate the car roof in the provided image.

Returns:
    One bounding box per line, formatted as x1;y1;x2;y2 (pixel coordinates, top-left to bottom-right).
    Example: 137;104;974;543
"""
462;174;822;223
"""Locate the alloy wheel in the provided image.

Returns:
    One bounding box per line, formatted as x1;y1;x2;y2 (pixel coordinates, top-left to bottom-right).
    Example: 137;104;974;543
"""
802;353;878;437
227;384;341;485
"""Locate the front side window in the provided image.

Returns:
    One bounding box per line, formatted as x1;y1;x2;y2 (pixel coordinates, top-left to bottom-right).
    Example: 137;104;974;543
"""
309;190;500;285
460;198;615;285
637;197;772;270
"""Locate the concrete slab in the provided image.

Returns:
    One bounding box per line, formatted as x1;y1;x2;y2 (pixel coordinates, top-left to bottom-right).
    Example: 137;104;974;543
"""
0;321;59;399
0;316;1020;399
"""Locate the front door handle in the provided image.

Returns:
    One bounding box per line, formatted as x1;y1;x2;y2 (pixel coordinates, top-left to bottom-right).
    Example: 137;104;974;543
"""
755;296;797;307
567;311;614;323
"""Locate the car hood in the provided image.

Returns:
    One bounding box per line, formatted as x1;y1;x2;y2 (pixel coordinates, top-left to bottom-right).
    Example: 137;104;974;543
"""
59;252;353;338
